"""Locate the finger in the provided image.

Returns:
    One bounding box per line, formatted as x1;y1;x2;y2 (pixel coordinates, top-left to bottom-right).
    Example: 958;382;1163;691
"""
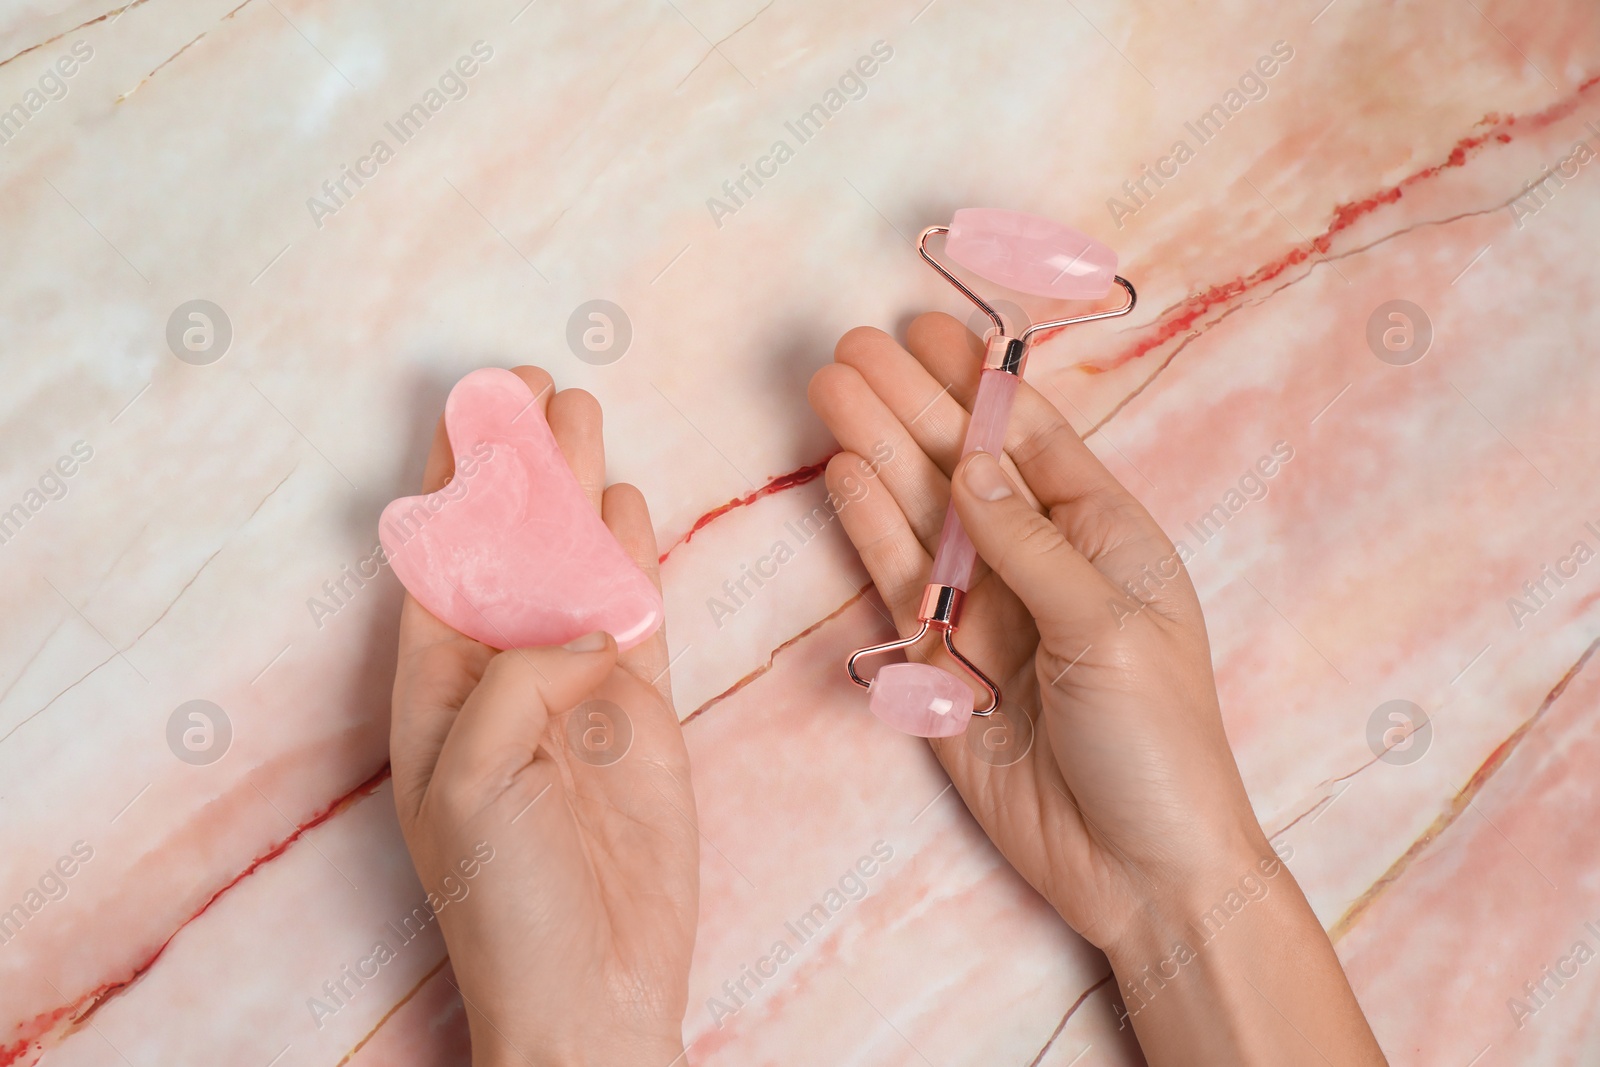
507;365;556;421
903;311;984;407
892;315;1178;580
824;452;931;631
402;414;470;655
929;703;1097;917
814;338;1035;686
951;452;1118;659
833;325;973;476
995;379;1186;600
390;597;496;824
420;415;454;493
915;308;1164;524
834;322;1039;513
808;361;950;550
602;482;672;698
903;313;1127;512
432;635;618;797
547;387;605;514
827;445;1037;702
395;397;500;824
1006;407;1180;588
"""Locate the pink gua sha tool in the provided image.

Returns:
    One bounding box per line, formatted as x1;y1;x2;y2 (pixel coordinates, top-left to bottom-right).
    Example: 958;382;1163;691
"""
845;209;1137;737
379;367;664;652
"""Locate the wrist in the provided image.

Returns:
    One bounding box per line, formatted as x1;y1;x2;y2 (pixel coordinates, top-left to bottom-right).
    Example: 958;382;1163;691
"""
1102;832;1288;977
1096;839;1386;1064
1100;834;1319;1047
473;1031;686;1067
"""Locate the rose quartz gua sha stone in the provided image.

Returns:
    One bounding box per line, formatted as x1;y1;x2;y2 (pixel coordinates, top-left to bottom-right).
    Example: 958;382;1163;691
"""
379;368;663;651
854;209;1123;738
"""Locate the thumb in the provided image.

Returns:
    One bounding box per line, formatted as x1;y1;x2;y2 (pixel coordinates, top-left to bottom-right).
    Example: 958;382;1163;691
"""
950;451;1115;649
434;632;618;787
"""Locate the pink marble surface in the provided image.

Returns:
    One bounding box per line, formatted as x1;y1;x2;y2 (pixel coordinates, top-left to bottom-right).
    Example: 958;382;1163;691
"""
1;1;1597;1064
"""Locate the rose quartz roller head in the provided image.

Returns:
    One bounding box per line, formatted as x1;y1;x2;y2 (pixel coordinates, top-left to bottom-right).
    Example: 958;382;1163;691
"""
846;209;1136;737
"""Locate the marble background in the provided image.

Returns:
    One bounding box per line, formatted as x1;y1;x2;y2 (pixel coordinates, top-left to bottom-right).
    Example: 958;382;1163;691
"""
2;0;1598;1063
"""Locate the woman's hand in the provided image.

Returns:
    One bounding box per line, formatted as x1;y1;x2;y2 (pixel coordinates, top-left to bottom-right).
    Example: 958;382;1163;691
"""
389;366;698;1067
809;315;1385;1065
809;315;1261;943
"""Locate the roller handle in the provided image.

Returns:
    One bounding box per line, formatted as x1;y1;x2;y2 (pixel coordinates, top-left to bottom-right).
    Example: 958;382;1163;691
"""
928;369;1020;590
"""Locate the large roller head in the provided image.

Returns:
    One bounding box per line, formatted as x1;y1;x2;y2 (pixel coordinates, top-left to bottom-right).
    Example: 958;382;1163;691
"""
943;207;1117;300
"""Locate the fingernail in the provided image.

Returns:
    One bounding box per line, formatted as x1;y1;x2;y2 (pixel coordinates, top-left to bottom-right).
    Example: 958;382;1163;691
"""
563;631;608;652
963;452;1013;501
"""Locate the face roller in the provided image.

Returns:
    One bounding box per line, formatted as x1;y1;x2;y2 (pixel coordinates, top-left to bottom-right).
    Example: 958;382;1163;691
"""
845;209;1137;737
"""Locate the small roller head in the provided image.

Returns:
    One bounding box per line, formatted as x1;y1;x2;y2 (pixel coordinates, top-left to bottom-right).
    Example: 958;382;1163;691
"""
868;662;974;738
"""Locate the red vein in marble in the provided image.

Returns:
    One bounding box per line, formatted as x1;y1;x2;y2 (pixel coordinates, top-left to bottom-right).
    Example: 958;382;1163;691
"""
1044;72;1600;373
2;766;392;1064
1269;787;1343;843
657;455;833;563
1329;637;1600;944
116;0;258;102
0;1006;69;1067
1026;972;1114;1067
334;956;451;1067
679;587;870;726
0;0;151;70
